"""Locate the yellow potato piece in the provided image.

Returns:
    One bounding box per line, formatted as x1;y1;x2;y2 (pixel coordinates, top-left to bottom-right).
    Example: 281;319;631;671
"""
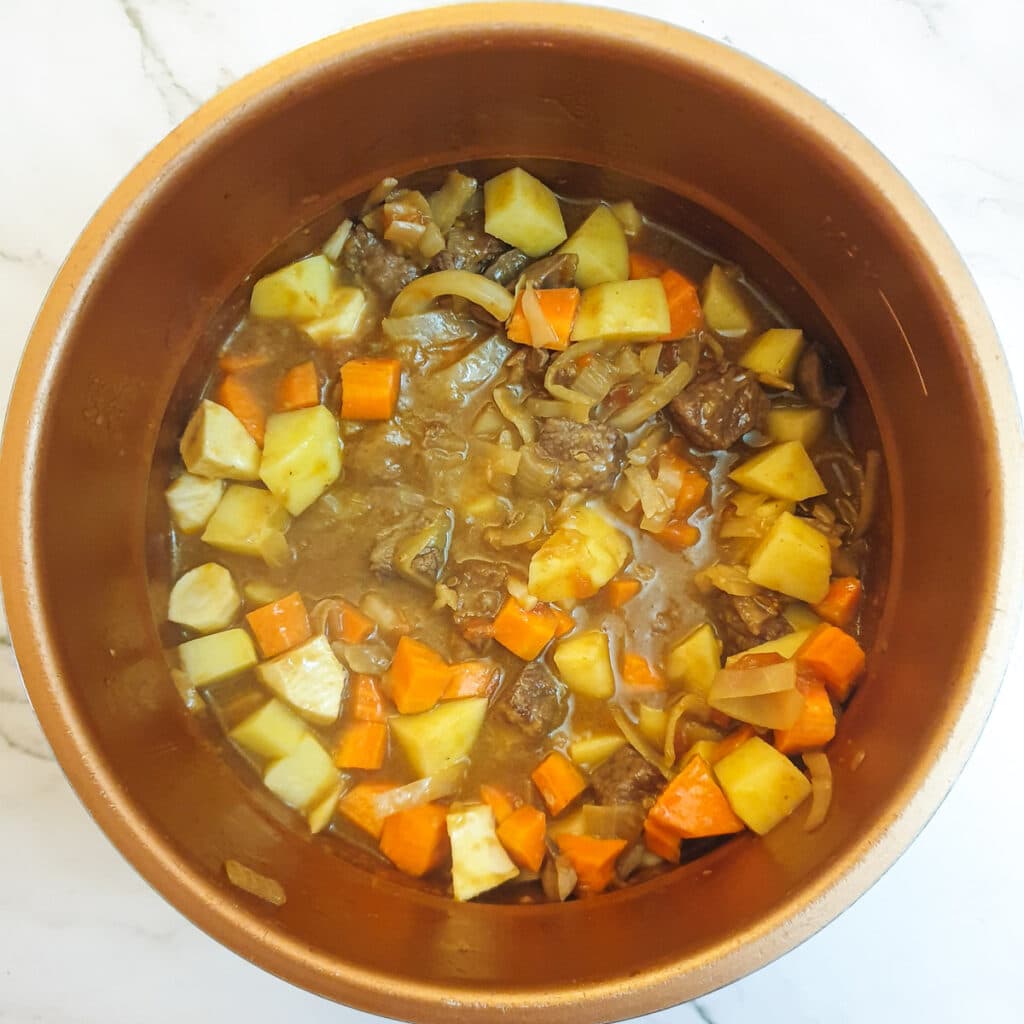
665;623;723;697
263;734;339;814
230;699;309;760
739;329;805;382
569;734;626;770
256;635;348;726
201;484;291;558
746;512;831;604
250;254;336;321
389;697;489;779
484;167;567;257
553;630;615;699
714;736;811;834
165;473;225;534
302;287;367;345
729;441;827;503
259;406;343;516
570;279;671;343
557;205;629;288
178;628;257;688
701;265;754;336
180;400;261;482
766;406;830;447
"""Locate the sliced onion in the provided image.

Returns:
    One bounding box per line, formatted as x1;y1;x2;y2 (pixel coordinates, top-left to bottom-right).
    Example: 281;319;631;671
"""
516;445;557;495
581;803;645;841
574;354;619;402
370;766;465;821
614;346;643;376
543;337;621;407
493;385;537;443
382;310;480;346
610;706;672;778
473;439;521;476
332;640;392;674
625;424;670;467
803;751;833;831
423;335;512;403
694;562;760;597
486;507;546;548
384;217;427;251
607;359;694;432
259;531;292;569
526;397;591;423
541;854;577;902
707;660;804;729
362;176;399;212
624;465;673;533
663;693;714;765
520;285;559;348
225;860;286;907
321;218;353;263
391;270;515;321
852;449;882;540
418;222;446;260
360;592;410;634
639;342;663;375
613;473;640;513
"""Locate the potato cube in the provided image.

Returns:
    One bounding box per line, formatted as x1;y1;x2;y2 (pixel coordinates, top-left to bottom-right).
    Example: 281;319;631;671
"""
557;205;629;288
665;623;722;697
447;803;519;901
256;635;347;726
570;279;671;343
259;406;343;515
302;287;367;345
739;329;805;382
714;736;811;834
262;733;339;813
250;254;336;321
389;697;488;778
165;473;225;534
242;579;293;607
638;704;668;747
569;733;626;770
729;441;827;502
483;167;567;257
306;781;343;834
766;406;830;448
180;400;261;481
747;513;831;603
178;628;257;687
168;562;241;634
724;627;814;666
201;484;291;558
553;630;615;699
701;265;754;336
229;698;309;759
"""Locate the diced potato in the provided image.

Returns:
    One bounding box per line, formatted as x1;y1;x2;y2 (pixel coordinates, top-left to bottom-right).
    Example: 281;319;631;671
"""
729;441;827;502
483;167;567;257
250;254;336;321
180;400;261;481
429;169;478;234
243;579;294;607
557;205;629;288
229;699;309;759
262;733;339;813
302;287;367;345
165;473;225;534
259;406;343;516
665;623;722;697
569;733;626;770
638;704;668;747
609;199;643;238
553;630;615;699
256;635;348;726
178;628;257;687
306;781;343;834
724;627;814;666
389;697;489;778
680;739;719;766
570;279;671;343
168;562;241;634
766;406;830;448
783;603;822;632
201;484;291;558
714;736;811;834
747;513;831;604
739;329;805;383
701;265;754;336
447;804;519;901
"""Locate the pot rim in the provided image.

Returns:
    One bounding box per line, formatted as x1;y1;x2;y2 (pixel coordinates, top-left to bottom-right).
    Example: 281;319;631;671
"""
2;4;1022;1019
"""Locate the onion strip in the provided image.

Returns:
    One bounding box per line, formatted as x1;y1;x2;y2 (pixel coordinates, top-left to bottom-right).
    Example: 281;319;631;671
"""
521;285;560;348
370;766;464;820
606;359;694;432
610;706;673;779
543;337;624;407
493;385;537;443
391;270;515;321
663;694;715;765
852;449;882;540
803;751;833;831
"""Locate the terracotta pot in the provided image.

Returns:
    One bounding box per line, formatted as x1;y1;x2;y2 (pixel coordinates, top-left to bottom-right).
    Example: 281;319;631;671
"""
2;5;1021;1020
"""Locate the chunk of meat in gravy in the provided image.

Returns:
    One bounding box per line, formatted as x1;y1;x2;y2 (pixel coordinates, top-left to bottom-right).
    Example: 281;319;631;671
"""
519;252;578;290
710;590;792;657
496;662;567;737
796;345;846;409
589;747;663;807
443;559;510;626
485;248;531;285
529;417;626;495
429;219;507;274
504;346;551;389
342;225;420;303
668;363;769;451
369;506;453;587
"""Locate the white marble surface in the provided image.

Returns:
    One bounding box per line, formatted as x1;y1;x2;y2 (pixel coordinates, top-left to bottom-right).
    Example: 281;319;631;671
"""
2;1;1023;1021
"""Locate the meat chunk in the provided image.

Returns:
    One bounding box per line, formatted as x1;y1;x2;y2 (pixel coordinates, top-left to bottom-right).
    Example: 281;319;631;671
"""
709;590;792;657
369;506;453;588
342;225;420;303
496;662;567;737
668;362;769;451
796;345;846;409
589;747;664;807
485;248;531;285
527;417;626;495
443;558;510;626
520;253;578;289
429;221;507;274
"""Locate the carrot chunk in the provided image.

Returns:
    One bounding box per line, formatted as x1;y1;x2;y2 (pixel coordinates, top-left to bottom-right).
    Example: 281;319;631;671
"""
275;360;320;412
646;755;745;840
774;681;836;754
555;835;628;894
506;287;581;351
628;252;670;279
497;805;548;872
338;782;398;839
349;674;387;722
621;652;666;690
492;597;557;660
660;269;704;339
796;624;866;701
605;578;642;610
656;520;701;550
379;802;449;877
340;358;402;420
531;752;587;816
444;660;501;700
326;599;376;644
536;603;576;638
479;784;521;825
643;815;682;863
385;636;450;714
710;724;757;763
215;373;266;445
245;592;311;658
334;721;388;770
812;577;863;628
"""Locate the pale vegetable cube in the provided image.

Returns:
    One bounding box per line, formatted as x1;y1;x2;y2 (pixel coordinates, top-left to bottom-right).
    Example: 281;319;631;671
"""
729;441;826;502
165;473;225;534
201;484;291;558
747;513;831;603
389;697;488;778
180;400;261;481
553;630;615;699
447;804;519;901
229;699;309;759
609;199;643;238
243;580;293;607
681;739;719;766
256;635;348;726
638;704;668;747
483;167;567;257
306;781;343;834
766;406;830;448
665;623;722;697
259;406;343;516
714;736;811;834
739;329;805;382
250;254;336;321
168;562;241;634
302;287;367;345
570;279;671;343
701;265;754;336
557;205;629;288
783;603;822;632
263;734;339;813
569;734;626;770
178;628;257;687
724;627;814;666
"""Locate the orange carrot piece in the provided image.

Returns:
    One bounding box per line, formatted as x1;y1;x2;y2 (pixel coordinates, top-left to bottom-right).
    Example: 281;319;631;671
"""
531;752;587;816
628;252;670;280
710;724;757;764
378;802;450;877
479;784;521;825
812;577;863;628
660;269;703;340
326;599;376;644
643;815;682;863
555;835;628;894
656;520;701;550
676;471;709;517
349;674;387;722
385;636;450;714
492;597;557;660
796;624;866;702
334;721;388;770
646;755;745;840
497;805;548;872
444;660;500;700
338;782;399;839
621;652;666;690
245;591;311;659
605;578;642;610
218;351;271;372
536;603;576;638
275;360;320;412
340;358;402;420
506;287;581;351
774;681;836;754
216;373;266;445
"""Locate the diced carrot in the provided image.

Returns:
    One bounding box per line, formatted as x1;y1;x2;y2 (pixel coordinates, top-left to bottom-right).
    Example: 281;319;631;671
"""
385;636;450;714
506;287;581;351
338;781;399;839
812;577;863;629
796;624;866;702
349;674;387;722
340;358;402;420
660;269;704;340
479;784;521;825
646;755;745;840
643;814;682;863
606;578;642;610
326;599;376;644
531;752;587;816
215;373;266;445
774;680;836;754
656;520;701;550
628;252;670;280
444;660;500;699
497;805;548;872
621;652;666;690
555;835;628;894
676;471;709;517
710;724;757;763
245;592;311;659
218;351;271;372
379;802;449;877
492;597;557;660
335;721;388;770
275;360;320;412
536;603;576;638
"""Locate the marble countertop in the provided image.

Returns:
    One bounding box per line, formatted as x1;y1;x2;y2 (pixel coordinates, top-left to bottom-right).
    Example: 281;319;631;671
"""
2;1;1022;1021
